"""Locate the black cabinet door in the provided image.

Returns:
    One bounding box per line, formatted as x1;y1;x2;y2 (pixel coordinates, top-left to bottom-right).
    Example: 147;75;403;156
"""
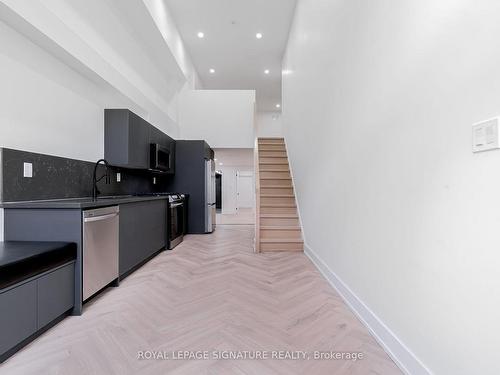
150;126;168;147
119;201;167;276
128;112;151;169
37;263;75;329
0;281;37;356
105;109;151;170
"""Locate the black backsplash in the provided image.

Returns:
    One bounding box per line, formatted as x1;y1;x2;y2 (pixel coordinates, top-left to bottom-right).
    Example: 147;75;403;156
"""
0;148;168;202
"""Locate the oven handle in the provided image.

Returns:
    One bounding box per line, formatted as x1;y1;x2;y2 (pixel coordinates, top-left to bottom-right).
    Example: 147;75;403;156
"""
170;202;183;208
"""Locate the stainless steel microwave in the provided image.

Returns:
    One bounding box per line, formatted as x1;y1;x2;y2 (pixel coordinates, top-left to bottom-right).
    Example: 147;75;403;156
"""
150;143;171;172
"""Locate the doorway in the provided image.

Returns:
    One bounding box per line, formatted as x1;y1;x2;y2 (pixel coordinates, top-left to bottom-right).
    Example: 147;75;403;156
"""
215;172;222;212
213;148;255;225
236;171;254;209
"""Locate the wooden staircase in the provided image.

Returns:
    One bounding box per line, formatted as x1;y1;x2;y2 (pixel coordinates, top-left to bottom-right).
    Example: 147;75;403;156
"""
255;137;303;252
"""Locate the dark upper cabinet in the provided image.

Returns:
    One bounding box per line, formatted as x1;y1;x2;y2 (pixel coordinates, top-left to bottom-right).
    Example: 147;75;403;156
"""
104;109;175;173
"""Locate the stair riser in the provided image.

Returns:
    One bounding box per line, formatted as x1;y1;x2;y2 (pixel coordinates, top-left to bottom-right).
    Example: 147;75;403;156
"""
259;158;288;166
261;197;295;205
260;171;291;179
260;179;293;187
259;164;289;171
259;145;286;151
260;242;304;252
260;229;302;239
260;217;300;226
259;151;287;158
260;207;297;215
261;188;294;195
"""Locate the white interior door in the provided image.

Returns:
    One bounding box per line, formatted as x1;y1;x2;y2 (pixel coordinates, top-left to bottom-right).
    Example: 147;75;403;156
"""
236;171;254;209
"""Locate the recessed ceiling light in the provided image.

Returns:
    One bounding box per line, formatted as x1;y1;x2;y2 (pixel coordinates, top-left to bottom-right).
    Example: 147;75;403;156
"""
209;68;215;74
256;32;263;39
214;158;218;161
197;32;205;38
276;104;281;108
264;69;270;74
219;162;224;166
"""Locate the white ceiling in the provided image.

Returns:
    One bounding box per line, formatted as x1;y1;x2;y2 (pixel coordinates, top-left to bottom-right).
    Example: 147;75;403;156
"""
164;0;297;112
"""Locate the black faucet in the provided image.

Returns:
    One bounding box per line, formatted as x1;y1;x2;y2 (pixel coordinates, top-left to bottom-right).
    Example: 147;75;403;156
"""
92;159;111;200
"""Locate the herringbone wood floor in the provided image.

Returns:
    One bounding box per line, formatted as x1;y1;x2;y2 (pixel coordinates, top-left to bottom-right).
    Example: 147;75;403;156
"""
0;225;401;375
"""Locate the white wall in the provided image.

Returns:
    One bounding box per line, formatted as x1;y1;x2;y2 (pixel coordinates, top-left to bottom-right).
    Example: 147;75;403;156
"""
0;0;201;140
256;112;283;138
0;20;107;161
283;1;500;374
179;90;256;148
0;0;198;239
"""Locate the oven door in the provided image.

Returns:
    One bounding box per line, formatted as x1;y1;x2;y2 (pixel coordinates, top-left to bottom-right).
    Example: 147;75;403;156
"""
168;202;184;249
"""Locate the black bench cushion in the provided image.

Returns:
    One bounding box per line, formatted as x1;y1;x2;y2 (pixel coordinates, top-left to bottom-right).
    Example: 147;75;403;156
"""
0;242;76;290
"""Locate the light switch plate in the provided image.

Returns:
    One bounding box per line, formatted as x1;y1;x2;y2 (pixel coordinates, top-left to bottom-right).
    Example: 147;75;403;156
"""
23;162;33;178
473;117;500;153
153;177;157;185
116;172;121;182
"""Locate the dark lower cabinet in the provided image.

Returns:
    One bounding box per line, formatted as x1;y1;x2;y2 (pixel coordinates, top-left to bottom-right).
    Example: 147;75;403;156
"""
119;200;167;276
0;262;75;362
0;281;37;356
37;263;75;328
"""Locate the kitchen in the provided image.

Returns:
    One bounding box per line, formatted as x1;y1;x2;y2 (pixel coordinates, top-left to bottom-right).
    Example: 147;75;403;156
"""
0;108;217;360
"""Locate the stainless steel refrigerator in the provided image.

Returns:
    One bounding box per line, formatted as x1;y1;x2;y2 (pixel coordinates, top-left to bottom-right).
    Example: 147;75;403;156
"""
205;159;216;233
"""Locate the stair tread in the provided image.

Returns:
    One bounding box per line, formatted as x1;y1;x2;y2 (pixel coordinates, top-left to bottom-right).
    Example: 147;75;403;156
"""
260;177;292;180
260;213;298;218
260;185;293;188
260;203;296;207
259;170;290;173
261;194;295;197
260;238;303;243
261;226;301;230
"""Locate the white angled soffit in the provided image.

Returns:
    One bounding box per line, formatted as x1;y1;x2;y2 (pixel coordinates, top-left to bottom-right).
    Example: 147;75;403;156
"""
141;0;202;90
0;0;190;130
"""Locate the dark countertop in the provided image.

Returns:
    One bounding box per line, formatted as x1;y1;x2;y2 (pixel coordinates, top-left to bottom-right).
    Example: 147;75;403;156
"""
0;241;76;268
0;195;169;209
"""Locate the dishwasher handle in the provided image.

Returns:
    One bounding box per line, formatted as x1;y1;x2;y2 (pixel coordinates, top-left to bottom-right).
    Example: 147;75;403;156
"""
83;212;119;223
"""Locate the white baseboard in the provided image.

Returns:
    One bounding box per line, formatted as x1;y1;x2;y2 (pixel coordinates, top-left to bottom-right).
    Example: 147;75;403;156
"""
304;243;432;375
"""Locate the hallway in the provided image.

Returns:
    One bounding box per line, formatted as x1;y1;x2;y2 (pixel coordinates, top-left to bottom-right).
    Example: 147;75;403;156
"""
216;208;255;225
0;226;400;375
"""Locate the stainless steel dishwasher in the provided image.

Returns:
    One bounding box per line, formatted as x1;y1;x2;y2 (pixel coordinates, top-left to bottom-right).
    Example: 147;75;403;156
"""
82;206;119;301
